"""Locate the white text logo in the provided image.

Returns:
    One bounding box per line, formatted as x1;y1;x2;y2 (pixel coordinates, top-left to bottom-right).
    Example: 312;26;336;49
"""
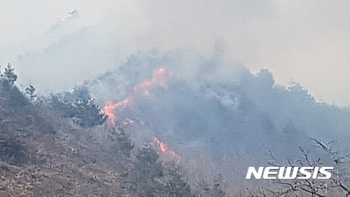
246;167;333;180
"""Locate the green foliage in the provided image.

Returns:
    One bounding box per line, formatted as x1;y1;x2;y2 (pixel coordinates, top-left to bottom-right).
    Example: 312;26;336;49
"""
25;85;37;101
164;162;192;197
195;174;226;197
127;144;165;196
0;63;17;89
108;127;134;162
0;63;29;107
0;124;27;165
110;128;193;196
49;86;106;127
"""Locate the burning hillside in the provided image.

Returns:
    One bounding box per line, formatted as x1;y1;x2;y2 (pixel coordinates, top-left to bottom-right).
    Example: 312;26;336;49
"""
0;65;200;196
1;51;350;196
101;67;173;125
100;67;181;162
2;1;350;196
86;51;350;190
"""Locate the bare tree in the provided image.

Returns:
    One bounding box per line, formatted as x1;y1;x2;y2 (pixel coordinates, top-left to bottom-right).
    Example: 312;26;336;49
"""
264;138;350;197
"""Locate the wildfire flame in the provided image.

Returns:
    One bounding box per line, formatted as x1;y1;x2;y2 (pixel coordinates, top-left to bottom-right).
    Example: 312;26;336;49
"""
101;67;173;124
153;136;181;162
100;67;181;162
134;67;173;93
101;98;132;125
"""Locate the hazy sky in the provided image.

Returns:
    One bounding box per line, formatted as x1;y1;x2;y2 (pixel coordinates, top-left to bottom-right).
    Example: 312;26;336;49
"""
1;0;349;106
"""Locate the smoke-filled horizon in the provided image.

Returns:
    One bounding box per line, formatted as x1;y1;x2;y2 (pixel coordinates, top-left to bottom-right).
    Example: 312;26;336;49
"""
1;0;350;106
88;50;350;138
84;50;350;186
1;2;350;190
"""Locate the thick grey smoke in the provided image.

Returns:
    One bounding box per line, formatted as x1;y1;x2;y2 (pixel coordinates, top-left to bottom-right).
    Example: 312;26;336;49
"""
1;0;350;191
76;50;350;187
87;50;350;172
4;0;350;106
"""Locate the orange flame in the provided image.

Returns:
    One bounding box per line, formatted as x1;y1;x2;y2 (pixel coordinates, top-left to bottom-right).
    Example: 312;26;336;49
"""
101;67;173;125
101;98;132;125
100;67;181;162
134;67;173;94
153;136;181;162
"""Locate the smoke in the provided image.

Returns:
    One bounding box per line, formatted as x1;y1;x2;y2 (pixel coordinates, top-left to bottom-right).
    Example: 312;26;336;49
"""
2;1;350;188
85;50;350;186
90;50;350;141
46;10;80;35
3;0;349;106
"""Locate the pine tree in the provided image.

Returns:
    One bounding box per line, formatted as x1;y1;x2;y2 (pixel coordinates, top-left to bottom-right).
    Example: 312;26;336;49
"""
25;85;37;101
0;63;29;107
4;63;17;86
164;162;192;197
0;63;17;90
128;144;165;197
48;86;106;127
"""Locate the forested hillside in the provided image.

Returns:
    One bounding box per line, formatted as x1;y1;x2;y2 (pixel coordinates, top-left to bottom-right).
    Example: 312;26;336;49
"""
0;65;224;196
1;59;350;196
